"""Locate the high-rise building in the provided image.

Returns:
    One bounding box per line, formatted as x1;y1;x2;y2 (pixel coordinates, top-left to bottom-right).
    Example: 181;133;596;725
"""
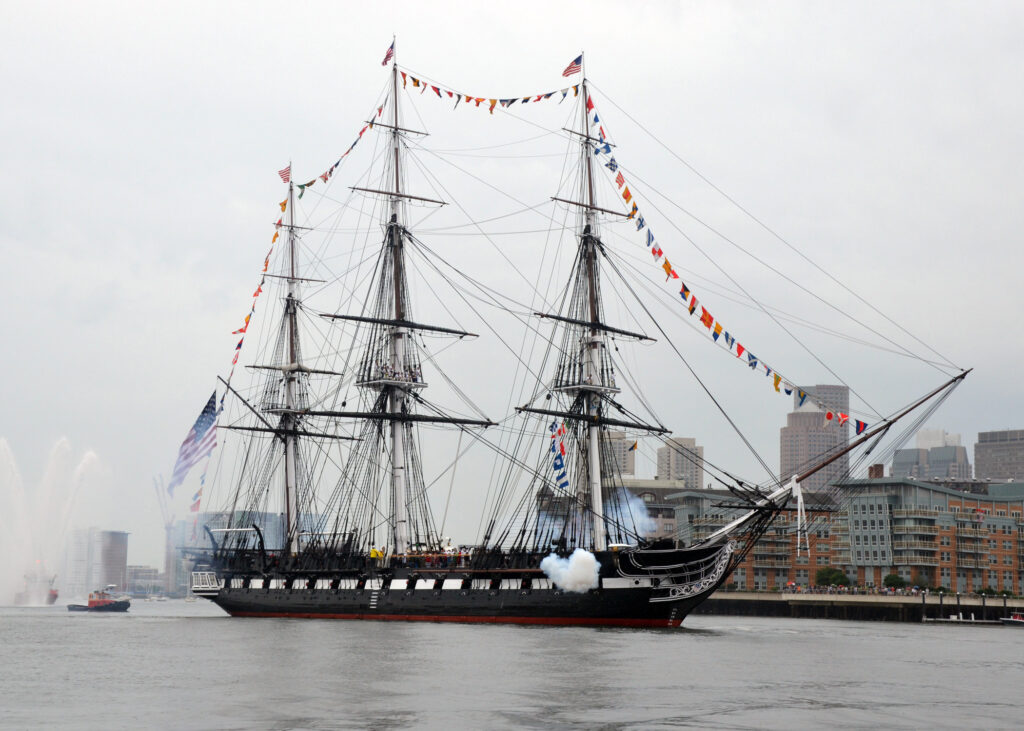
63;528;129;597
656;437;704;490
781;385;850;491
892;432;972;480
605;431;635;476
916;429;961;450
794;384;850;417
975;429;1024;480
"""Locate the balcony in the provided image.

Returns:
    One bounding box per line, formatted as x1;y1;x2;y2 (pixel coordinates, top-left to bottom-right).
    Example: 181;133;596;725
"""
752;547;791;557
892;541;938;551
893;525;939;535
955;544;986;555
893;508;941;519
958;528;988;537
692;517;727;526
957;558;981;568
832;552;852;563
893;555;940;566
752;560;792;569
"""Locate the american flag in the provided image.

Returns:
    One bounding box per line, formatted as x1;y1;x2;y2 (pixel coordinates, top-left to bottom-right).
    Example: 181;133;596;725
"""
562;55;582;77
166;392;218;496
277;164;291;183
381;41;394;66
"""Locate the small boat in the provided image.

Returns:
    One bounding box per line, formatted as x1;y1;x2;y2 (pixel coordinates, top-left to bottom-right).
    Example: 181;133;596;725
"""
67;586;130;613
1000;613;1024;626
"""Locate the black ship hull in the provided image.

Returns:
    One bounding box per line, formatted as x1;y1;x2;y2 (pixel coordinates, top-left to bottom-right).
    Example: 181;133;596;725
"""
195;542;736;628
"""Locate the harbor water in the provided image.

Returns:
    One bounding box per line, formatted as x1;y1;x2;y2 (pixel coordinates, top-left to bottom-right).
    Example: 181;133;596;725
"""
1;600;1021;729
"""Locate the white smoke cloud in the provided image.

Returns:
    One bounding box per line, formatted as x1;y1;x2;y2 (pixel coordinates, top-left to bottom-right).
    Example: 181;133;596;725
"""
610;489;657;537
540;548;599;593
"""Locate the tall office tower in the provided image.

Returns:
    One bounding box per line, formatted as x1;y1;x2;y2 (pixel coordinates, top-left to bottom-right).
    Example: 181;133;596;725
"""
781;385;850;491
916;429;961;450
975;429;1024;480
892;444;972;479
63;528;129;596
605;430;636;476
656;437;704;490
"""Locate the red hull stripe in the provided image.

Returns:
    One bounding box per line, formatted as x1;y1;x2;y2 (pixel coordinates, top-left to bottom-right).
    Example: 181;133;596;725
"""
228;611;681;628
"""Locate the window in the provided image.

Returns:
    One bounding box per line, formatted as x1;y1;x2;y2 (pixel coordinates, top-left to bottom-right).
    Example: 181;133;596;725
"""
1005;556;1013;566
817;556;830;565
1004;541;1013;551
869;504;875;514
870;520;876;530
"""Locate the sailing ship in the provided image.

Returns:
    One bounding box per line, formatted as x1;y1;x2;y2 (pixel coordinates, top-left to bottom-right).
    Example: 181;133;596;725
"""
188;49;966;626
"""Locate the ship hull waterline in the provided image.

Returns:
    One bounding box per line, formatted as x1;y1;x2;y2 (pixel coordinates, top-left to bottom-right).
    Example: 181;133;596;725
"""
202;584;716;628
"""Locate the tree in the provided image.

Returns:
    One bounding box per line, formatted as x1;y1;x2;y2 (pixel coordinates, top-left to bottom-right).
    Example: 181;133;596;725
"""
815;567;851;586
883;574;907;589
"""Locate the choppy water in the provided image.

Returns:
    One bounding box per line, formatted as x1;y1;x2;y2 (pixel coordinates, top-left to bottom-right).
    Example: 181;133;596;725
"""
1;600;1021;730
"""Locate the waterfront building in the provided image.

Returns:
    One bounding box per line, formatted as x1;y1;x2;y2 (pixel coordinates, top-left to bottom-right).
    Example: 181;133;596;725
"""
672;474;1024;594
656;437;704;490
975;429;1024;480
126;565;161;596
780;385;850;491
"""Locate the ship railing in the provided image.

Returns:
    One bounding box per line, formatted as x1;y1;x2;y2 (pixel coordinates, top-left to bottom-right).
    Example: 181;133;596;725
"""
190;571;221;595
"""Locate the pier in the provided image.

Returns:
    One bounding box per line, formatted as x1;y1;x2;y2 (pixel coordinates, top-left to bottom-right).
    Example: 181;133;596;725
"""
695;590;1024;623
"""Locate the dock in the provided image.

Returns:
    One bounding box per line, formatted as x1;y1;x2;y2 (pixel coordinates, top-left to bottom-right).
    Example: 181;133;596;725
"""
695;590;1024;623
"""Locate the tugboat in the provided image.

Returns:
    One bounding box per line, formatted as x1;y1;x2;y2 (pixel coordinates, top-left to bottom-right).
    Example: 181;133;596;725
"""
67;585;130;613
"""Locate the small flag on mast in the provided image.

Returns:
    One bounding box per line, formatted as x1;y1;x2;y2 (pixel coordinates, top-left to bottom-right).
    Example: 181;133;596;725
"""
381;41;395;66
277;164;291;183
166;392;218;496
562;55;583;77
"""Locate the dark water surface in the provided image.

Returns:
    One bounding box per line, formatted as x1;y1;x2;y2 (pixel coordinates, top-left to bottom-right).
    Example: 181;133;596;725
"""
1;600;1021;730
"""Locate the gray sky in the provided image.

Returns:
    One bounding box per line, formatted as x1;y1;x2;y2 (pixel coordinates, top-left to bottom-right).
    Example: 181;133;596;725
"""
2;1;1023;569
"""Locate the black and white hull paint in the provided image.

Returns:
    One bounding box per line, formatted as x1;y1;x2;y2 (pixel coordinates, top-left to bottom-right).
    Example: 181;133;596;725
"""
193;541;734;628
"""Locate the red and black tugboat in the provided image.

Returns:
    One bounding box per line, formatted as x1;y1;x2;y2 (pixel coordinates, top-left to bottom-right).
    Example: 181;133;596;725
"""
67;585;130;613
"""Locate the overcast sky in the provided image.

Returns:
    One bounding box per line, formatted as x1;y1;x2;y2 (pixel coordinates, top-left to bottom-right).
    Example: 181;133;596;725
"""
2;1;1023;569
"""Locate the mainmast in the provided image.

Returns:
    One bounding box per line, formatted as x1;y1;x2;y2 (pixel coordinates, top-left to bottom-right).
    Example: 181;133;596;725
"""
579;60;607;551
388;48;410;555
282;178;301;554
